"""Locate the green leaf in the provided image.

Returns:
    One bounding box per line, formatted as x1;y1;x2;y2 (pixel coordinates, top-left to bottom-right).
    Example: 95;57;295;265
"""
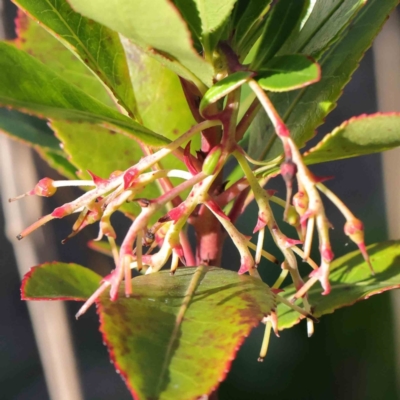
68;0;214;88
192;0;237;54
0;108;78;179
200;71;254;115
123;41;197;142
257;55;321;92
123;41;199;194
280;0;366;57
38;148;78;179
172;0;202;43
22;262;101;301
14;0;137;117
278;241;400;330
0;108;60;152
247;0;398;162
251;0;308;70
194;0;237;34
13;9;115;108
98;267;275;400
232;0;271;55
0;42;168;146
304;113;400;164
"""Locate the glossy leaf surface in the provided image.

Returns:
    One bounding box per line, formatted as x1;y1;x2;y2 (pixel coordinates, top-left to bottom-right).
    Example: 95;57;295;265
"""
14;0;137;116
257;55;321;92
193;0;237;53
13;9;115;108
278;241;400;330
251;0;308;70
232;0;271;55
0;42;167;146
247;0;398;161
68;0;214;87
200;71;253;115
22;262;101;301
304;113;400;164
194;0;237;35
98;267;275;400
280;0;366;57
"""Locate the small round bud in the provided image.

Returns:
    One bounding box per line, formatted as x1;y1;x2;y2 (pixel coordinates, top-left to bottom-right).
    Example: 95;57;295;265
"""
34;178;57;197
293;190;309;216
344;218;364;244
86;203;103;224
286;206;299;227
202;146;222;175
321;245;334;262
280;160;297;186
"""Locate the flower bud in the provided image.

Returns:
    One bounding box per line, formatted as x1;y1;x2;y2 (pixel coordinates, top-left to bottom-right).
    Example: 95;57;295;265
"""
286;206;299;227
344;218;364;244
293;190;308;217
33;178;57;197
202;146;222;175
280;159;297;187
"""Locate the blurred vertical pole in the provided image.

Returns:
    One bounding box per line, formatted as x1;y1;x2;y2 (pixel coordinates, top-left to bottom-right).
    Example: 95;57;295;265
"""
0;2;84;400
373;9;400;395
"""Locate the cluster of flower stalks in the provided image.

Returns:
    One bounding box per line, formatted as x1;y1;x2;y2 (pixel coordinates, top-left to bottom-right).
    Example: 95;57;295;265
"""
10;81;373;347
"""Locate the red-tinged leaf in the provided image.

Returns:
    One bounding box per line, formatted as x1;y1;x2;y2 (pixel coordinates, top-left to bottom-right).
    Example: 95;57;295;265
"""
97;266;275;400
277;241;400;330
21;262;101;301
304;113;400;165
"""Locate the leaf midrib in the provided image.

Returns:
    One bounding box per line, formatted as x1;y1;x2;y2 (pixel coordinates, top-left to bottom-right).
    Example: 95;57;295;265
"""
0;95;167;143
38;0;134;114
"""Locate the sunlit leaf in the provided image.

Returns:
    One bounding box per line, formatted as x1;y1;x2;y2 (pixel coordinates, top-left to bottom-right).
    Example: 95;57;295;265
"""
68;0;214;88
192;0;237;53
247;0;398;162
251;0;308;70
13;9;115;108
200;71;254;115
257;55;320;92
22;262;101;301
21;263;276;400
0;42;168;147
280;0;366;57
304;113;400;164
232;0;271;57
14;0;137;117
278;241;400;330
98;267;275;400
